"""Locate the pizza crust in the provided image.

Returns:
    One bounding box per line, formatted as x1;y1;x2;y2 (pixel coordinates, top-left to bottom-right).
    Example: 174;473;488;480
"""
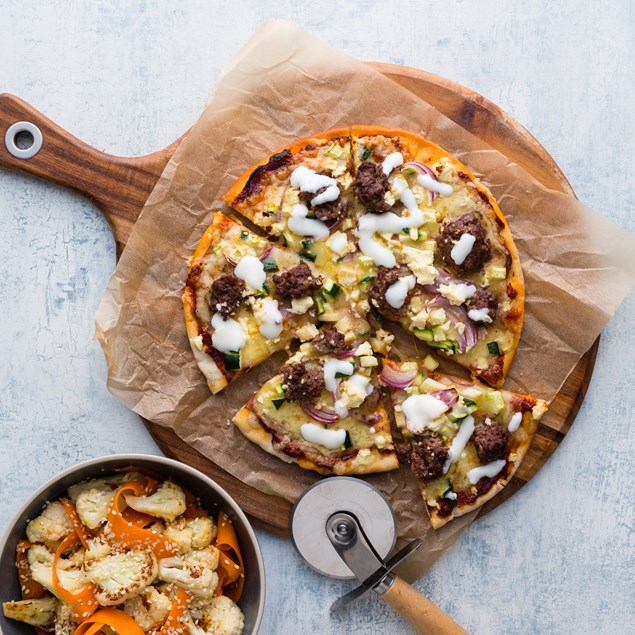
233;403;399;476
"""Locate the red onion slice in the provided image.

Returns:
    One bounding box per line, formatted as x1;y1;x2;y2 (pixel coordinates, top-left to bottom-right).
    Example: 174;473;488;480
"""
333;347;358;359
428;294;479;353
301;402;339;424
259;244;274;261
428;388;459;408
380;362;418;389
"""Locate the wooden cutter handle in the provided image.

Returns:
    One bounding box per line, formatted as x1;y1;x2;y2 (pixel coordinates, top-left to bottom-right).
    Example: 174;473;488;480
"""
0;93;183;252
382;576;470;635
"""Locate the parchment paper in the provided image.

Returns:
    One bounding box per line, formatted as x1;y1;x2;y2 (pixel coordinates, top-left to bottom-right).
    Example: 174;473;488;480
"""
94;21;635;578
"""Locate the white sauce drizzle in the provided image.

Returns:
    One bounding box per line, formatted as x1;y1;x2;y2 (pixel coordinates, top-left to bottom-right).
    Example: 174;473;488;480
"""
416;173;453;196
290;166;337;193
507;411;523;433
334;374;373;418
450;233;476;266
467;459;506;484
258;299;283;339
443;415;475;473
288;204;330;240
356;208;424;268
311;185;340;206
402;394;449;435
211;314;246;353
467;307;493;324
381;152;404;175
444;491;457;501
234;255;266;291
323;360;354;392
300;423;346;450
385;275;416;309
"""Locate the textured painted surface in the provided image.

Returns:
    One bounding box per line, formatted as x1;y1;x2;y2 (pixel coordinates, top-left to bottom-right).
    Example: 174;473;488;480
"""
0;2;633;633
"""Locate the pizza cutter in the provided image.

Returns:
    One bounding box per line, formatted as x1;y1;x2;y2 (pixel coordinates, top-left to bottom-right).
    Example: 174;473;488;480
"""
290;478;469;634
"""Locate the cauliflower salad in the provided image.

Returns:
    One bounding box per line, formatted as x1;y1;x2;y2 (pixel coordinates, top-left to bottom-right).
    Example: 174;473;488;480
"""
2;468;246;635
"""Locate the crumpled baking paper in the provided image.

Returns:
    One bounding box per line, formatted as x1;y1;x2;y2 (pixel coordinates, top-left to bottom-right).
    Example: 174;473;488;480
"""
94;20;635;578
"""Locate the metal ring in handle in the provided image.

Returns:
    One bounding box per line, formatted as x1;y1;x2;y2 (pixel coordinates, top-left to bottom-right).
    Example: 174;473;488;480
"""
4;121;43;159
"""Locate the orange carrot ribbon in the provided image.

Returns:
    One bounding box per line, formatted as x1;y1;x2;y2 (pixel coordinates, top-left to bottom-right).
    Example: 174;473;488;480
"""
15;539;46;600
106;481;176;560
52;533;99;622
215;510;245;601
60;498;93;549
73;607;146;635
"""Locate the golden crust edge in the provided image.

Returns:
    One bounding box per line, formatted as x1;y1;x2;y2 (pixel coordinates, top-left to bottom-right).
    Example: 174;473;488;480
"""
182;213;241;394
233;404;399;476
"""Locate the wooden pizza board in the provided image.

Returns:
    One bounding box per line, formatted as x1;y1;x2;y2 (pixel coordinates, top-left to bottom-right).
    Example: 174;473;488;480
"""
0;64;599;537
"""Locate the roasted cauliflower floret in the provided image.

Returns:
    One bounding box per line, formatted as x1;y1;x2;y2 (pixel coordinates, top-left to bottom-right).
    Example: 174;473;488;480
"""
84;536;112;562
125;480;187;522
84;548;158;606
26;501;73;549
67;474;124;502
123;585;173;631
75;487;115;530
158;546;220;599
27;544;86;597
54;601;77;635
2;596;58;629
187;596;245;635
165;516;216;554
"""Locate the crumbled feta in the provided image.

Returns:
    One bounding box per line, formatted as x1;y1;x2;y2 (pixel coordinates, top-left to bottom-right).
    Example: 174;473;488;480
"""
290;296;314;314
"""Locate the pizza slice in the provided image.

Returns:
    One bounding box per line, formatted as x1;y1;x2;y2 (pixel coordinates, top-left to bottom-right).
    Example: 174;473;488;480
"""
349;126;524;386
232;331;398;475
380;358;547;528
184;213;329;393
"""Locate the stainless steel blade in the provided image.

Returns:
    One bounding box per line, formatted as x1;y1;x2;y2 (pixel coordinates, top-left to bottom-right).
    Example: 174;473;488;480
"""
330;538;423;613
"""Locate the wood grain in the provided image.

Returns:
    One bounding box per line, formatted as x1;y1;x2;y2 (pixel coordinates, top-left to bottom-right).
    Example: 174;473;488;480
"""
0;63;598;536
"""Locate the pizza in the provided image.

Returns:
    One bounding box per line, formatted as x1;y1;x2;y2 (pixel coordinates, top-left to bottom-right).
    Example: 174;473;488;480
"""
183;213;325;393
183;126;545;517
233;331;398;475
380;358;547;528
222;126;524;386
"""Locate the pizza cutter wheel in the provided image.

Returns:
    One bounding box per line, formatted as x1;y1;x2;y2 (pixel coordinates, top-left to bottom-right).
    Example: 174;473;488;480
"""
290;478;468;635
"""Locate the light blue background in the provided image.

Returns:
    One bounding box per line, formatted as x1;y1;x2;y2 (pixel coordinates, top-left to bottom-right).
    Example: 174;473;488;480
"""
1;2;633;633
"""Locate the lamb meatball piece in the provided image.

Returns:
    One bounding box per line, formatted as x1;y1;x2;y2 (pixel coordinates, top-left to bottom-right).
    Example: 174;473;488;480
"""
281;362;325;403
273;262;322;300
410;436;449;481
472;423;509;463
354;161;392;213
209;273;244;318
436;212;492;273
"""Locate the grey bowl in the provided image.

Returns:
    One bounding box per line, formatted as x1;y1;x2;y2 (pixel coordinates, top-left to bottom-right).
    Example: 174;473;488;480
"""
0;454;265;635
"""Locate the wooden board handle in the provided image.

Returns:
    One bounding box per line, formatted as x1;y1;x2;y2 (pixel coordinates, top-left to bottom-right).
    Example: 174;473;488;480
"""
0;93;181;250
382;576;469;635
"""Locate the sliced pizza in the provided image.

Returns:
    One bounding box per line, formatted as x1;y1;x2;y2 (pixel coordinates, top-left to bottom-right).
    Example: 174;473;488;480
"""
233;331;398;475
350;126;524;387
183;213;327;393
380;358;547;528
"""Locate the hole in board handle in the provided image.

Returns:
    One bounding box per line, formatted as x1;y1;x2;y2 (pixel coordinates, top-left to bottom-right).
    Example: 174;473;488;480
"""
5;121;43;159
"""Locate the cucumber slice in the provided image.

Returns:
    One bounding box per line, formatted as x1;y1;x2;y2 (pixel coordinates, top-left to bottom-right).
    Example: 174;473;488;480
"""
240;230;249;240
223;351;241;371
487;341;500;355
262;257;279;272
322;281;340;299
272;397;286;410
299;250;317;262
413;328;434;342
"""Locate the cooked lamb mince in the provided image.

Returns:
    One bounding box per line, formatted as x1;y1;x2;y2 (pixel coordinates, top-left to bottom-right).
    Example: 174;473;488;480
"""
209;272;244;318
472;423;509;463
272;261;322;299
312;327;347;355
436;212;492;273
467;288;498;322
410;435;449;481
478;355;504;386
281;362;325;402
369;266;411;318
312;197;347;225
354;161;392;212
